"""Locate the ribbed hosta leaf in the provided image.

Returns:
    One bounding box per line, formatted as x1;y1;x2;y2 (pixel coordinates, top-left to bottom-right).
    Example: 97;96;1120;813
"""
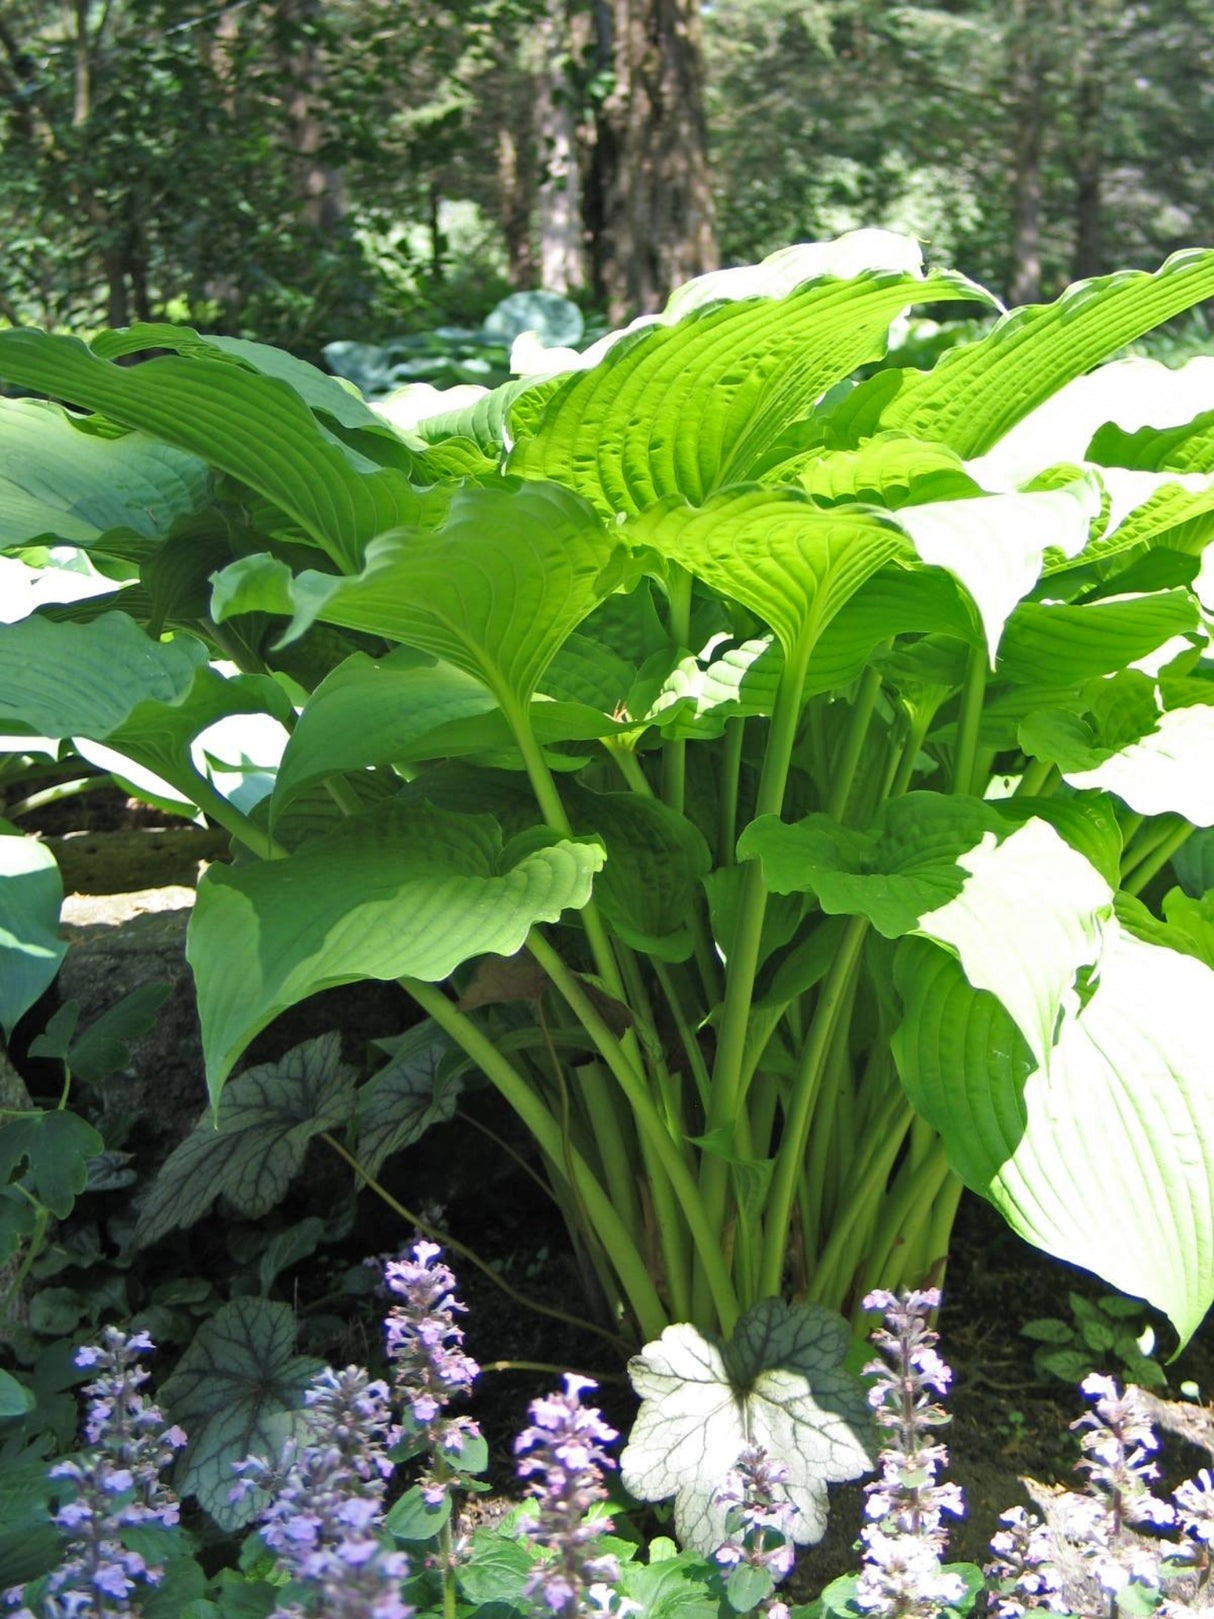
996;590;1200;685
509;267;992;516
741;796;1111;1069
0;330;432;569
212;482;625;710
795;432;982;507
833;250;1214;457
187;802;606;1098
0;398;209;552
272;649;628;823
893;925;1214;1344
1020;674;1214;825
626;490;908;677
895;481;1100;660
0;612;291;804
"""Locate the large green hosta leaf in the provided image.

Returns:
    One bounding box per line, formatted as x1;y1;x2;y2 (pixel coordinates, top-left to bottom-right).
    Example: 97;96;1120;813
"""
996;589;1201;685
187;802;606;1098
833;250;1214;457
0;827;66;1039
893;923;1214;1344
271;649;628;824
0;398;210;553
212;481;626;711
1020;672;1214;825
509;265;992;516
626;490;908;676
0;612;291;806
0;330;433;570
740;795;1111;1071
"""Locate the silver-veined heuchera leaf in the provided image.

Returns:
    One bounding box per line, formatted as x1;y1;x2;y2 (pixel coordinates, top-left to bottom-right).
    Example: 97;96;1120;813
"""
159;1297;323;1529
620;1299;872;1554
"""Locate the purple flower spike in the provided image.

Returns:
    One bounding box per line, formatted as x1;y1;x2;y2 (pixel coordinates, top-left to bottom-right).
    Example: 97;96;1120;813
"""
714;1445;796;1586
855;1290;966;1619
234;1364;410;1619
514;1375;622;1619
3;1327;185;1618
384;1241;481;1506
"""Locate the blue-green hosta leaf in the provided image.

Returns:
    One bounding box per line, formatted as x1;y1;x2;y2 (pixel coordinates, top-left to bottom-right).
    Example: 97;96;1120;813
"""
0;398;210;552
356;1020;463;1177
741;796;1111;1070
1020;676;1214;826
0;1110;103;1218
0;330;431;570
835;250;1214;457
892;923;1214;1345
159;1298;322;1528
212;482;625;710
996;590;1200;685
271;649;628;825
620;1299;872;1554
509;264;991;516
135;1033;357;1245
0;828;66;1038
187;802;605;1099
895;482;1100;662
627;490;908;676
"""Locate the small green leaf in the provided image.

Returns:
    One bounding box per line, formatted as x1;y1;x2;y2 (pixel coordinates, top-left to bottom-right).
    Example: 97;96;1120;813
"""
0;1369;34;1417
159;1298;322;1528
726;1563;774;1612
457;1526;535;1605
1019;1319;1074;1345
385;1484;452;1542
0;1111;104;1218
135;1033;357;1245
1037;1348;1095;1383
69;984;171;1084
621;1299;872;1555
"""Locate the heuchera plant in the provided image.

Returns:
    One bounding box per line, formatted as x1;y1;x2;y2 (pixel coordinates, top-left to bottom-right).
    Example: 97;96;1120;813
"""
3;230;1214;1518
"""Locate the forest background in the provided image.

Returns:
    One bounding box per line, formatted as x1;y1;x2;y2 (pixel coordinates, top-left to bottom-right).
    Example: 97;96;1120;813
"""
2;0;1212;354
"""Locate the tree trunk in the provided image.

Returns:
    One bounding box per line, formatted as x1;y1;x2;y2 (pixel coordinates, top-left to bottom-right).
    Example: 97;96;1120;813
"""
595;0;717;322
534;0;585;294
281;0;346;234
498;123;538;288
1007;0;1047;306
1071;0;1109;281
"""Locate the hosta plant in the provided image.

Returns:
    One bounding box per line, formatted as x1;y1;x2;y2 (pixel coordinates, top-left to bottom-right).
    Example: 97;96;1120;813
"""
3;229;1214;1536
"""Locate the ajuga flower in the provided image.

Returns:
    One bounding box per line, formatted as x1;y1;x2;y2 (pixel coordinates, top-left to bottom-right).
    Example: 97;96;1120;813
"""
233;1364;409;1619
3;1327;186;1619
384;1241;481;1505
854;1289;966;1619
714;1445;796;1587
514;1375;622;1618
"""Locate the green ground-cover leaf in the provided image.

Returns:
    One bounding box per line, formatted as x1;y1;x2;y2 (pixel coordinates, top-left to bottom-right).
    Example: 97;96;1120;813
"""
833;249;1214;456
212;481;626;709
188;802;606;1098
1020;673;1214;825
892;922;1214;1345
0;330;433;570
135;1033;357;1245
509;266;992;517
621;1299;871;1554
159;1297;322;1528
0;827;66;1038
0;1111;103;1218
0;398;210;553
